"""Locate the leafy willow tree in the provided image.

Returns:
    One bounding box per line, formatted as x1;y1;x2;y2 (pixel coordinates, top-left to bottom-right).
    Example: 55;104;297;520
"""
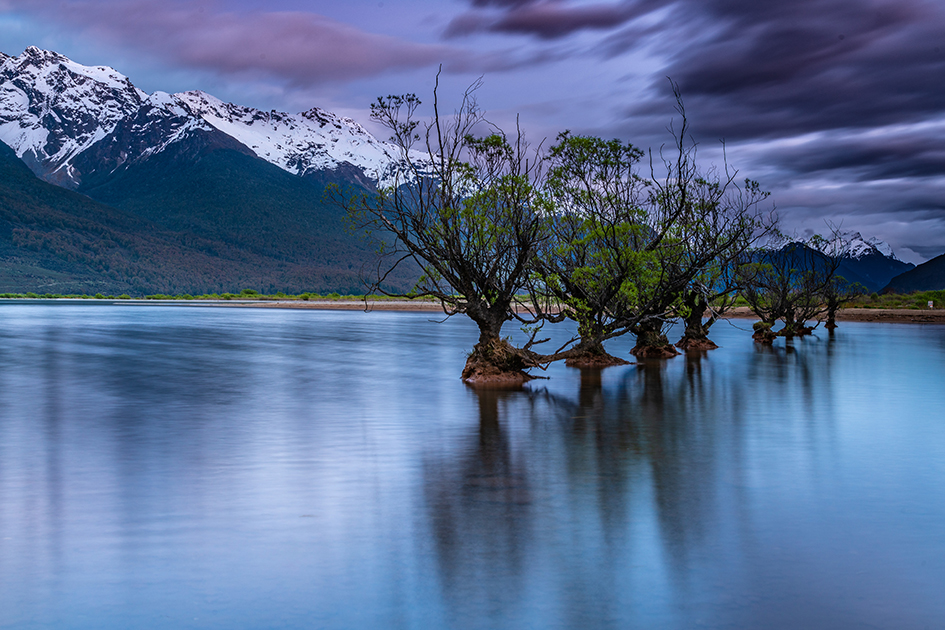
536;85;772;362
535;131;654;366
338;77;552;385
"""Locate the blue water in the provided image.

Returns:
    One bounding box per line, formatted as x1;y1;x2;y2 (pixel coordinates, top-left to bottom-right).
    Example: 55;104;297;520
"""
1;303;944;629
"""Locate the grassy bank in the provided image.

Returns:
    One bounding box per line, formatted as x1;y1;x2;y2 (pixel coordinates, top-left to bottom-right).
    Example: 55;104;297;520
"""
0;289;440;302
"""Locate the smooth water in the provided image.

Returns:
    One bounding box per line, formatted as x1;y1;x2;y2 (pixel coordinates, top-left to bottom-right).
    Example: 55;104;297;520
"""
1;303;943;629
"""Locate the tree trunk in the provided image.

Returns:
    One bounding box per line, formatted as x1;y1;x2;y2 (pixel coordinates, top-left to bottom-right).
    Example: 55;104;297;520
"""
462;321;540;387
752;321;777;344
675;292;719;351
825;301;838;330
630;320;679;359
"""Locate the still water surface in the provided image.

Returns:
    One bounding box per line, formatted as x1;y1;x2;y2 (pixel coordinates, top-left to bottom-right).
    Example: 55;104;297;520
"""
0;303;943;629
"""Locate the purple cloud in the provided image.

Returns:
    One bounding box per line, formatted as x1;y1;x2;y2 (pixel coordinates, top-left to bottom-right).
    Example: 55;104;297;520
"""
619;0;945;140
6;0;454;84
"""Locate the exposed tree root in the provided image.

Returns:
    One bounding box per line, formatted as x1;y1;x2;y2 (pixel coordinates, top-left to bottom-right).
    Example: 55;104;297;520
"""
565;350;630;368
462;337;541;387
675;336;719;351
630;329;679;359
752;321;777;344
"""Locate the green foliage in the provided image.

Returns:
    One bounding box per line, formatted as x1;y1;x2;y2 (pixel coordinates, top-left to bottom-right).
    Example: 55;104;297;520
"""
537;110;772;349
852;289;945;309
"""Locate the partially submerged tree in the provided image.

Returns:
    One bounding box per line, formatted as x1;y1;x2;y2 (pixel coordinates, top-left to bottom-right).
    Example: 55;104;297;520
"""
627;84;774;356
342;77;774;381
810;230;866;330
821;275;864;329
340;77;551;385
527;85;773;363
739;233;845;341
675;250;750;351
535;132;653;367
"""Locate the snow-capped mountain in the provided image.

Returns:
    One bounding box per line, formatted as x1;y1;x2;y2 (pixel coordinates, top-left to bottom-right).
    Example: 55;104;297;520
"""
0;46;418;189
0;46;146;186
768;232;913;292
173;91;414;188
838;232;899;261
802;230;902;262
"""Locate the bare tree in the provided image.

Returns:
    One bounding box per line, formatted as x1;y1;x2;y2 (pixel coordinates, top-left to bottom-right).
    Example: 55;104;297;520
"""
337;75;551;385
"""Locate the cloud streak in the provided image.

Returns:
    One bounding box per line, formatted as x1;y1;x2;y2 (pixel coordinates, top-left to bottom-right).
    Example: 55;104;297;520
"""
445;0;651;39
5;0;455;85
625;0;945;139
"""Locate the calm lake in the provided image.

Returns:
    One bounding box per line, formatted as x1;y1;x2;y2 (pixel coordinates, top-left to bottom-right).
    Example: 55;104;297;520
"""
1;303;943;629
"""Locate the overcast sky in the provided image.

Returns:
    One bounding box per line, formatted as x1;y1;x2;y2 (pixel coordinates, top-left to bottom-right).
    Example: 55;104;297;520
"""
2;0;944;262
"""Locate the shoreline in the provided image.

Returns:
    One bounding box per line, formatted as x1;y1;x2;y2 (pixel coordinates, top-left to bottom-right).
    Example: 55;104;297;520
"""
724;306;945;324
239;301;945;323
3;298;944;323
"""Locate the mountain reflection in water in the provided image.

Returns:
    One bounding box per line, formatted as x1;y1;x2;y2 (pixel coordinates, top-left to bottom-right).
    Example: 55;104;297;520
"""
0;303;943;629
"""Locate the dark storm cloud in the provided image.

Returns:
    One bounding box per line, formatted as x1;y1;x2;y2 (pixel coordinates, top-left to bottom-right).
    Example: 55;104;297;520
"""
619;0;945;143
470;0;537;6
594;0;945;255
737;121;945;185
445;0;648;39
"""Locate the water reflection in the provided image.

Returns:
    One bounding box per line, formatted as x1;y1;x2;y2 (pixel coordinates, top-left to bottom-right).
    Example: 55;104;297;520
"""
423;388;532;628
1;306;944;629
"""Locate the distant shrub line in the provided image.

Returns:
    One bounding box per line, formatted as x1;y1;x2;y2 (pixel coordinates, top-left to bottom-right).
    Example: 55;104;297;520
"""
0;290;441;302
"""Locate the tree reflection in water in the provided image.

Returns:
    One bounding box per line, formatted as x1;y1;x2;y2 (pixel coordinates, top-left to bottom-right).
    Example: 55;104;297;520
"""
420;330;860;628
422;387;534;626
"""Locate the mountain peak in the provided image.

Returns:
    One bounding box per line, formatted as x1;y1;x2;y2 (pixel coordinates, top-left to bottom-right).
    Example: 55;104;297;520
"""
840;231;899;261
0;47;148;186
22;46;65;61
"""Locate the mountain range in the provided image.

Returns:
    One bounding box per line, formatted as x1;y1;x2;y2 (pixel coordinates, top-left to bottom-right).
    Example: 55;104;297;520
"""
0;46;423;294
0;46;937;295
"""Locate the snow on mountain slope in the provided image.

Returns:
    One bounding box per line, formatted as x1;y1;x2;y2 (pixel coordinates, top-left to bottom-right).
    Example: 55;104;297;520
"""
0;47;423;190
823;231;900;261
0;46;146;185
849;233;897;260
172;90;422;188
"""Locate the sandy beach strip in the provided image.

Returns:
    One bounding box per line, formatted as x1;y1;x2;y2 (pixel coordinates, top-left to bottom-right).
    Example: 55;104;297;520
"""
229;300;945;323
225;299;460;312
